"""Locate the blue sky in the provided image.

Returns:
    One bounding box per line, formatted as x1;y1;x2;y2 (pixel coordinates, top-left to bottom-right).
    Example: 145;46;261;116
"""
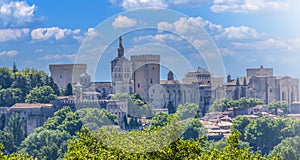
1;0;300;81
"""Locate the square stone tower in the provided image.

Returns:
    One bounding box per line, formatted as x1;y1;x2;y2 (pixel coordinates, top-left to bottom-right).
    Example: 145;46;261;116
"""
49;64;87;89
131;55;160;102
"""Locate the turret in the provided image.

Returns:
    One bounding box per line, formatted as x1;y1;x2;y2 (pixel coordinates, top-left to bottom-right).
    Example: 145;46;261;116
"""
168;71;174;81
227;74;232;83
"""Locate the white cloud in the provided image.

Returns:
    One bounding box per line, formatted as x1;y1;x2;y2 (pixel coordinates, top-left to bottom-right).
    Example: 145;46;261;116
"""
112;15;137;29
35;49;43;53
85;28;100;39
0;28;30;42
0;1;37;26
218;48;236;56
211;0;289;13
192;39;209;48
134;34;182;42
168;0;208;7
0;50;18;57
218;26;266;40
111;0;208;9
31;27;81;41
119;0;167;10
39;54;77;61
158;17;223;35
157;16;267;41
72;28;103;43
233;38;300;51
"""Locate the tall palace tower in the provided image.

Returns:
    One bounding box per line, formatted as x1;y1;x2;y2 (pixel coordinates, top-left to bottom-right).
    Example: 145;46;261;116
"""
131;55;160;101
111;36;132;94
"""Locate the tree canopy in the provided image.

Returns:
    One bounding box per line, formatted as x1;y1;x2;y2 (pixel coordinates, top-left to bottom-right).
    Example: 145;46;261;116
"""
19;106;120;159
0;66;60;106
111;93;154;118
25;86;57;103
77;108;118;131
150;112;172;129
269;136;300;160
0;112;24;154
231;115;300;155
267;100;289;115
64;83;73;96
209;98;263;112
64;128;275;159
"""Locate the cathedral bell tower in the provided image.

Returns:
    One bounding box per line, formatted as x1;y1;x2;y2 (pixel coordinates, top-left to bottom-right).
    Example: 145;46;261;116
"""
111;36;132;94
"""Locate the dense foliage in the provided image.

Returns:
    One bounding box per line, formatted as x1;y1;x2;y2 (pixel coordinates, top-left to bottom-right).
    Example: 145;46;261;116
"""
0;113;24;153
232;116;300;155
0;144;33;159
210;97;263;112
150;112;172;129
0;66;60;106
269;136;300;160
77;108;118;131
20;106;79;159
266;100;289;115
111;93;154;118
231;115;251;141
19;106;119;159
25;86;57;103
64;83;73;96
64;128;275;160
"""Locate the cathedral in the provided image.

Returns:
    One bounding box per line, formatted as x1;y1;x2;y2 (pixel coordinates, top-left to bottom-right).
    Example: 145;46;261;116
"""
110;36;213;114
50;37;300;113
225;65;299;106
111;36;161;102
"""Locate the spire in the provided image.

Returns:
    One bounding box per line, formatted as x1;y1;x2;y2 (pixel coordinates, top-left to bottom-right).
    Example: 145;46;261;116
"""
118;36;124;57
12;62;18;73
119;36;123;48
236;77;240;86
243;77;247;86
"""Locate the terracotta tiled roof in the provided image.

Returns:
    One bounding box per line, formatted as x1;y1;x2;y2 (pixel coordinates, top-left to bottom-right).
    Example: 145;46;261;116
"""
11;103;53;109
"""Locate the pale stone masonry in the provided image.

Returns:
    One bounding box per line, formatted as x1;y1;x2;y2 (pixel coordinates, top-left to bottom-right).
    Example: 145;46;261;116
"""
49;64;87;89
131;55;160;101
111;36;160;101
7;103;55;136
111;36;132;94
246;65;273;77
225;65;299;106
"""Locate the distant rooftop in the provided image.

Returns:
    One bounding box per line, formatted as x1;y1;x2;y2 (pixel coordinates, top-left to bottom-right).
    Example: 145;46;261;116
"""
11;103;53;109
160;80;180;85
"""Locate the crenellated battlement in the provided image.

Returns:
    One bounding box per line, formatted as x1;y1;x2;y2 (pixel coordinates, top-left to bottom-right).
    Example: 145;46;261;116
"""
49;64;87;71
130;55;160;62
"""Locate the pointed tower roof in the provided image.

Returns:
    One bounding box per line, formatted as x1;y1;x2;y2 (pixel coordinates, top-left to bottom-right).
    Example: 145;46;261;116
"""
243;77;247;86
236;77;240;86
